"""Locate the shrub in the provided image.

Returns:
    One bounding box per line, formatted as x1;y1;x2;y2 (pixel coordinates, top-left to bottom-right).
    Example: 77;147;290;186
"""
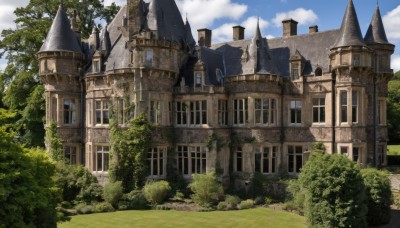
299;153;367;228
250;172;268;198
284;179;305;213
75;203;95;214
225;195;241;209
188;172;224;207
155;205;170;210
264;197;274;205
95;202;115;213
171;191;185;202
103;181;123;208
143;180;171;205
217;201;229;210
238;199;254;210
361;168;392;226
76;182;104;203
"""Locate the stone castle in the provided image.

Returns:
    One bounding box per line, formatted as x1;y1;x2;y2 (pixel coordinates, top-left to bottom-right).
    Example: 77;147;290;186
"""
39;0;395;186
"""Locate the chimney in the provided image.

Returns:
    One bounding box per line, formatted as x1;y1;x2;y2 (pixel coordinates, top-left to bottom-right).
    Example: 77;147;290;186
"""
198;28;212;47
233;26;245;41
282;19;298;37
309;25;318;34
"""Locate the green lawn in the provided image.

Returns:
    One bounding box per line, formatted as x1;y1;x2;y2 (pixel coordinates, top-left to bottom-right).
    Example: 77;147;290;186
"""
388;145;400;155
58;208;307;228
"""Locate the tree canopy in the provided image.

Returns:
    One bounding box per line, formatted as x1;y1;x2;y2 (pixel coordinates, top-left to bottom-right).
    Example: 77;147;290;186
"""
388;71;400;143
0;0;120;147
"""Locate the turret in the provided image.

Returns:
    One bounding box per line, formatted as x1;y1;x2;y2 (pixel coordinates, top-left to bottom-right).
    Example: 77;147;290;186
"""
127;0;145;39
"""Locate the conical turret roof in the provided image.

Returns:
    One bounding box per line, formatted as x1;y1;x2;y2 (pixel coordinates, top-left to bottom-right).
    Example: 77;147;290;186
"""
333;0;365;48
364;5;389;44
185;18;196;52
40;4;82;52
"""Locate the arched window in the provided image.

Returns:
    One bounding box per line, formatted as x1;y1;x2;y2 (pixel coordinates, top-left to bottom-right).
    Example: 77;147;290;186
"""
315;67;322;77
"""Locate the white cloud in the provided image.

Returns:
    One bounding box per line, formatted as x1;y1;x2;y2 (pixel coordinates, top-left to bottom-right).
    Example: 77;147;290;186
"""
272;8;318;27
0;0;29;31
383;5;400;42
212;17;268;43
393;54;400;72
103;0;126;6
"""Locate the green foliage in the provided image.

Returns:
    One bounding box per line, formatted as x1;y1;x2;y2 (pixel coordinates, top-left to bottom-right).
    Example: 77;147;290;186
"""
188;172;224;207
284;179;305;214
143;181;171;205
393;70;400;80
388;80;400;143
75;203;96;215
95;202;115;213
45;121;63;161
109;113;154;191
103;181;123;208
217;195;241;210
0;128;58;227
118;190;150;210
299;153;367;228
361;168;392;226
238;199;255;210
250;172;268;198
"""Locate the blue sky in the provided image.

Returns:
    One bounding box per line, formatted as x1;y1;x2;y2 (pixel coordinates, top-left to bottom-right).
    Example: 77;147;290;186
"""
1;0;400;71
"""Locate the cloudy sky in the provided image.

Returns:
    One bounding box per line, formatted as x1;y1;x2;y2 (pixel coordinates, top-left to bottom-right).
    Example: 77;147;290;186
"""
1;0;400;71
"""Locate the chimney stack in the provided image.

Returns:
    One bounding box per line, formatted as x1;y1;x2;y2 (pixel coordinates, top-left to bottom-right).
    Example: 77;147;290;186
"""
309;25;318;34
233;26;245;41
282;19;298;37
198;28;212;47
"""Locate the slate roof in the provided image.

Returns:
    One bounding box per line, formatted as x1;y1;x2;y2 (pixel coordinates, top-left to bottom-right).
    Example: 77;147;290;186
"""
212;29;340;77
40;5;82;53
333;0;365;48
364;5;390;44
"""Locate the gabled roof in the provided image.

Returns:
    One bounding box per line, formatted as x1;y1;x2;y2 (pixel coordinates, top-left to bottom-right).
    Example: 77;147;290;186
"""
40;4;82;53
364;5;389;44
333;0;365;48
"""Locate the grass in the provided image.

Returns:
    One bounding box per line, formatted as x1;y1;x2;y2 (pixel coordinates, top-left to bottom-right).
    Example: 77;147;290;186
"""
388;145;400;156
58;207;306;228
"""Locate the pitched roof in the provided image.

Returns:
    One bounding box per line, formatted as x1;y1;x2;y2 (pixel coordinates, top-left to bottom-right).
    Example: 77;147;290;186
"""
333;0;365;48
364;5;389;44
40;5;82;53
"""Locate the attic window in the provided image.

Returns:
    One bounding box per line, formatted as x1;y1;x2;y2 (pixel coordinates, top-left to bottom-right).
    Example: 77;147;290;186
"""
195;72;202;87
315;67;322;77
291;63;299;80
93;60;101;73
145;50;153;66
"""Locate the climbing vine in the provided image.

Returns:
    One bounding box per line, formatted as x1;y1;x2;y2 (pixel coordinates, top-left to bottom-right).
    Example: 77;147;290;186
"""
45;121;63;162
109;113;154;192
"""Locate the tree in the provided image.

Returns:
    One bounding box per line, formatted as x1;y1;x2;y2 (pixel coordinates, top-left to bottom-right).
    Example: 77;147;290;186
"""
0;127;58;227
109;114;154;192
387;79;400;143
299;153;367;228
361;168;392;226
0;0;120;147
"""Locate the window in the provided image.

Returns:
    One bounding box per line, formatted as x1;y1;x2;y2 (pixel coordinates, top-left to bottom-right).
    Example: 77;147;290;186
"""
117;99;129;125
195;72;202;87
255;146;277;174
64;99;77;125
145;50;153;66
353;54;360;66
177;145;206;175
93;60;101;73
51;97;57;122
291;63;299;80
150;101;161;124
353;147;360;163
377;145;385;165
312;98;325;124
255;98;276;125
352;91;358;123
95;100;109;125
190;101;207;125
218;100;228;126
315;67;322;77
147;148;165;177
290;100;302;125
378;99;385;125
64;146;77;165
95;145;110;172
340;146;348;156
235;147;243;172
176;101;187;125
234;99;248;125
288;145;303;173
340;91;348;123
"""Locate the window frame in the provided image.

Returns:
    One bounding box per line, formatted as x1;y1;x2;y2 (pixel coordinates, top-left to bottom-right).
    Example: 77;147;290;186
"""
312;97;326;124
235;147;243;172
287;145;303;174
64;145;78;165
94;145;110;172
63;98;77;126
149;100;161;124
233;98;248;126
255;98;277;126
144;49;153;66
255;145;278;174
147;147;166;178
218;100;228;126
289;100;302;126
95;100;110;126
291;63;300;80
177;145;207;176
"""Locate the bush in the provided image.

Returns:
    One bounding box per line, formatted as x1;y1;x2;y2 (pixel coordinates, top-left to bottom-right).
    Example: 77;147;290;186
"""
171;191;185;202
143;180;171;205
75;203;95;214
217;201;229;210
284;179;305;213
250;172;268;198
264;197;274;205
361;168;392;226
238;199;254;210
76;183;104;203
95;202;115;213
299;153;367;228
103;181;123;208
225;195;241;208
188;172;224;207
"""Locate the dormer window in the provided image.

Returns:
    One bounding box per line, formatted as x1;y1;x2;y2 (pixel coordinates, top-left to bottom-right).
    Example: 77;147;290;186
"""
353;54;360;66
145;50;153;66
93;60;101;73
315;67;322;77
291;63;299;80
195;72;202;87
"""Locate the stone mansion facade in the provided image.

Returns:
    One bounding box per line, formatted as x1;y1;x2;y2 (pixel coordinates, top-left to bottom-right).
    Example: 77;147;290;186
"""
39;0;395;186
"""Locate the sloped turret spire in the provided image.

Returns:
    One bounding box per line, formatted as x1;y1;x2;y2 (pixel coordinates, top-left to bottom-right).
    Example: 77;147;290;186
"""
333;0;365;48
364;5;389;44
40;4;82;52
243;18;276;74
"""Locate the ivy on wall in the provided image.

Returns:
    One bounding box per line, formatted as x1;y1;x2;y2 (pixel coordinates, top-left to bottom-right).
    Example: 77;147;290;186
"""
45;121;63;162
